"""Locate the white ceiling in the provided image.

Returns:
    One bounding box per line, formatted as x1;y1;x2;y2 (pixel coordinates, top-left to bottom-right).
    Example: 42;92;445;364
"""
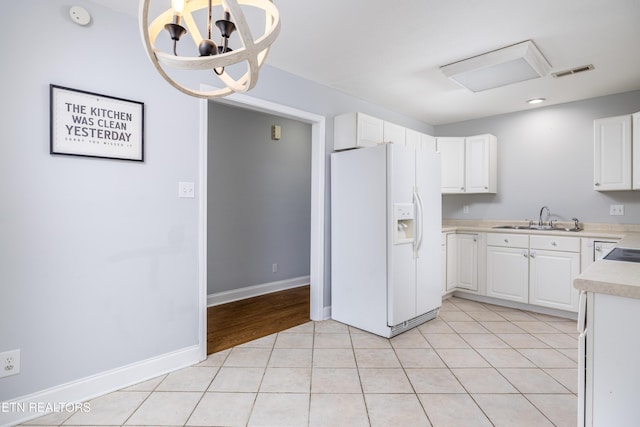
93;0;640;125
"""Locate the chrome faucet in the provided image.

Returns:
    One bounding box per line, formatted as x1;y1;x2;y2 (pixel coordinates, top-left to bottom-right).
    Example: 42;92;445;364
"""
538;206;550;226
572;217;580;230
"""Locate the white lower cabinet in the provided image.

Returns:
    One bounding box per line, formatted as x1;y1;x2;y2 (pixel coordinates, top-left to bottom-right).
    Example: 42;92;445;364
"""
447;233;479;292
483;233;581;312
529;235;581;312
441;233;447;295
486;234;529;303
582;292;640;426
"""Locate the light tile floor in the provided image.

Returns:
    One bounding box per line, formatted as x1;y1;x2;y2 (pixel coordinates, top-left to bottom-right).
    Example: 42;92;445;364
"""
22;296;578;427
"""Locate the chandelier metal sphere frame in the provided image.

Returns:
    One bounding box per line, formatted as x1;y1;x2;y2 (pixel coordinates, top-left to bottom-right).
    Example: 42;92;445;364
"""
139;0;281;98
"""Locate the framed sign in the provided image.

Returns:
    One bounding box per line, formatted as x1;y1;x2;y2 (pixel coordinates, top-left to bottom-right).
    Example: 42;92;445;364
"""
50;85;144;161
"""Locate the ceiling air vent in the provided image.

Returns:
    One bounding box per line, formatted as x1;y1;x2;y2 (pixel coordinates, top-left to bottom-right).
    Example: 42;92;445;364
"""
552;64;594;78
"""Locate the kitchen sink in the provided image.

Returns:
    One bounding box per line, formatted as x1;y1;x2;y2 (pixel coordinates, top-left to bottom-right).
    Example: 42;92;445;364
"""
492;225;582;232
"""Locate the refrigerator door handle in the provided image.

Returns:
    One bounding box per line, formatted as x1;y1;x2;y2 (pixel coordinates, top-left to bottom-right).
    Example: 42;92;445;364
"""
577;290;587;427
578;291;587;334
414;191;424;257
578;325;588;427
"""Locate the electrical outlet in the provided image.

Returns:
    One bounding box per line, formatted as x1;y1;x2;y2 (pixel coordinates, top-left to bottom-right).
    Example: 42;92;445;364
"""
463;205;470;214
609;204;625;216
0;349;20;378
178;181;195;199
272;263;278;273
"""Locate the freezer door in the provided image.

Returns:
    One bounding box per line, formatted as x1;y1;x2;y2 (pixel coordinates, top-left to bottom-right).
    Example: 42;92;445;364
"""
330;146;389;334
415;149;443;315
388;144;418;326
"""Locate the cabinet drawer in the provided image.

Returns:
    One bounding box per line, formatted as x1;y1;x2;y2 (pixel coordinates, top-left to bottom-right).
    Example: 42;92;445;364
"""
487;233;529;248
530;235;580;252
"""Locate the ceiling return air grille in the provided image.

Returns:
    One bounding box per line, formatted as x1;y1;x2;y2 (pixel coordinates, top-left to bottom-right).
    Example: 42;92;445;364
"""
551;64;595;78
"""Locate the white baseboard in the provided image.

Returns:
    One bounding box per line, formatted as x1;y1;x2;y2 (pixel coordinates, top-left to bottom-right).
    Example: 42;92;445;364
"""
207;276;310;307
451;291;578;320
0;345;202;427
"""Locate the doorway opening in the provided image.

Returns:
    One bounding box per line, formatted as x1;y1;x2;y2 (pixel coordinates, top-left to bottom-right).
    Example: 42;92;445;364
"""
197;90;326;358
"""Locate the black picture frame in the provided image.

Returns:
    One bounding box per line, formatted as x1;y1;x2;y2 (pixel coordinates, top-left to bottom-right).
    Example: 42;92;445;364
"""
50;84;145;162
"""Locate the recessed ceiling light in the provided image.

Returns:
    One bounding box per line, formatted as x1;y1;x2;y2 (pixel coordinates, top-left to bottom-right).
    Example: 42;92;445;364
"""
527;98;546;104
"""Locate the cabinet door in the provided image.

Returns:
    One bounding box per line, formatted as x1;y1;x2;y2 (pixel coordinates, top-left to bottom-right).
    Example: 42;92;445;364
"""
441;234;447;295
487;246;529;303
456;234;478;291
529;250;580;312
334;112;383;150
633;112;640;190
593;115;632;191
421;133;437;151
437;137;466;193
465;135;492;193
358;113;384;147
383;121;406;145
446;234;457;291
406;129;436;151
590;293;640;426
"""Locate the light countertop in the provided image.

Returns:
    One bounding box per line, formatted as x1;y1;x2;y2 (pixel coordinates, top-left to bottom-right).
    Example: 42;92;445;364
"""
442;219;640;300
574;232;640;299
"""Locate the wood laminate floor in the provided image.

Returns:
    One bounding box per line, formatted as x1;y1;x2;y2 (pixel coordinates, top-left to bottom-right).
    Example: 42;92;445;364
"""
207;285;310;354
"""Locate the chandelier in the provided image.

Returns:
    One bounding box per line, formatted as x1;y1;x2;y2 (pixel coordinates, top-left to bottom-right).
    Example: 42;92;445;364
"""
139;0;281;98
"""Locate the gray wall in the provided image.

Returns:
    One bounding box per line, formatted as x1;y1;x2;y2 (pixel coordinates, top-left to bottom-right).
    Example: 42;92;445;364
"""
1;0;433;405
436;91;640;224
1;0;202;401
207;103;311;294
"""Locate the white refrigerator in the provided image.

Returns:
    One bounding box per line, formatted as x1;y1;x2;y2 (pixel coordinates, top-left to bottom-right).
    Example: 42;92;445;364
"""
331;143;442;338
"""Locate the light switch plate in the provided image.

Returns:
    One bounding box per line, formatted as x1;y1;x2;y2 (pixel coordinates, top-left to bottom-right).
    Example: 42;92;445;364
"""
178;182;195;199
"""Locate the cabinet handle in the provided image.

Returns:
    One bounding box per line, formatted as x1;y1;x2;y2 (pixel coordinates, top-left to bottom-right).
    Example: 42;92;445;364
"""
595;182;601;186
460;187;465;191
523;252;528;258
473;237;477;242
504;238;509;243
484;186;488;190
595;245;602;252
551;241;557;247
530;251;536;258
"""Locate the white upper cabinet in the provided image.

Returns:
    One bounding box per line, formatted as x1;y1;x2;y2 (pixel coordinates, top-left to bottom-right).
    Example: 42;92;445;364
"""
438;137;466;193
383;121;406;145
633;112;640;190
437;134;497;194
466;134;497;193
406;128;436;151
334;112;383;150
593;114;632;191
334;112;436;151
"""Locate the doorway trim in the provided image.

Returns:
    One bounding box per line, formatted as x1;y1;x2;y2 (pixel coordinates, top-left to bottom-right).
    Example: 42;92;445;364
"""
198;87;327;359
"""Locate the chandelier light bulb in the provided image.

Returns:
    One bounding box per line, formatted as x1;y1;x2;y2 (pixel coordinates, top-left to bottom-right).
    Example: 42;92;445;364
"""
172;0;185;14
